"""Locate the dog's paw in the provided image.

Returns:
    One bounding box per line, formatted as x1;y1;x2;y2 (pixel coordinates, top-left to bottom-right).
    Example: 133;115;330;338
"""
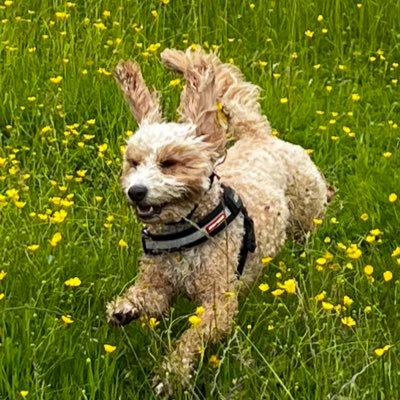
106;298;139;326
152;356;192;398
153;377;174;399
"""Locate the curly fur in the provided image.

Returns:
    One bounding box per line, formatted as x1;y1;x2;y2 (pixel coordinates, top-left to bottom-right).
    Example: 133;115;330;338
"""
107;48;330;396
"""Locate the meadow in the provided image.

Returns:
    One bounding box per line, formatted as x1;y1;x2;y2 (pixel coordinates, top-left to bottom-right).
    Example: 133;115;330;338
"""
1;0;400;398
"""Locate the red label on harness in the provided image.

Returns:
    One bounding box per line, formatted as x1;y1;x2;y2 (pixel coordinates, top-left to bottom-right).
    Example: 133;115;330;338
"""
205;211;226;233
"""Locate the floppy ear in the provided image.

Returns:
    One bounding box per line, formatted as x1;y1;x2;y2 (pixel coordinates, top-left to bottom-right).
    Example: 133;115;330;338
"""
161;48;226;155
114;60;163;125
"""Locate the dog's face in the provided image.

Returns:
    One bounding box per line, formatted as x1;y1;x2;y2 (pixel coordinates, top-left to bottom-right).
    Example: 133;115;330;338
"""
121;122;215;224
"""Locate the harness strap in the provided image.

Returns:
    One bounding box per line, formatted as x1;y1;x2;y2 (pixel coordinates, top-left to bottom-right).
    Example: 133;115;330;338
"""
141;185;256;276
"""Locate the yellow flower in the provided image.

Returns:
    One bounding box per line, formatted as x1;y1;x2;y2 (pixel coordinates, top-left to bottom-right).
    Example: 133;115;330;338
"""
118;239;128;248
104;344;117;353
364;265;374;276
325;85;332;92
280;97;288;104
49;76;63;84
49;232;62;247
26;244;39;252
98;143;108;153
316;257;327;266
391;247;400;257
14;201;26;208
271;288;285;297
97;67;112;76
55;12;69;20
278;279;297;294
76;170;86;178
389;193;398;203
160;0;170;4
169;78;181;87
20;391;29;398
6;188;19;200
364;306;372;314
374;345;392;357
64;277;81;287
346;244;362;259
61;315;74;324
351;93;361;102
313;218;323;226
365;235;375;243
383;152;392;159
51;209;68;223
258;283;270;292
383;271;393;282
343;296;354;307
370;228;383;236
360;213;369;221
0;270;7;281
314;291;326;302
0;293;5;300
261;256;273;264
102;10;111;18
94;22;107;31
322;301;334;311
4;0;13;6
317;14;324;21
305;30;314;38
195;306;205;316
147;43;161;52
151;10;158;18
148;317;159;329
334;304;342;313
188;315;202;326
341;316;356;327
209;354;220;368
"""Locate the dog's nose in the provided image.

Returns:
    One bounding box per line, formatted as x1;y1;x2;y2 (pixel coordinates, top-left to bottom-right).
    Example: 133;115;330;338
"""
128;185;148;202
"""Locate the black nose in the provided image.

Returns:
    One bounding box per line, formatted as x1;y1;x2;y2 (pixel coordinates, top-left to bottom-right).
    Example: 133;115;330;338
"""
128;185;148;202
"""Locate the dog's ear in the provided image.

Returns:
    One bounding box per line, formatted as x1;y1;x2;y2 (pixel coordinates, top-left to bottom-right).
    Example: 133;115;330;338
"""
114;60;163;125
161;48;226;155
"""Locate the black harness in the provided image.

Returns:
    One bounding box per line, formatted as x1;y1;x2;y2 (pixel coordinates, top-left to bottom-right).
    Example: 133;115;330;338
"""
141;185;256;276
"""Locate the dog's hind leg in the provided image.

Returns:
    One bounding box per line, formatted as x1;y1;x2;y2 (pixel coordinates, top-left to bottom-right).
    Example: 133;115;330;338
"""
155;282;238;395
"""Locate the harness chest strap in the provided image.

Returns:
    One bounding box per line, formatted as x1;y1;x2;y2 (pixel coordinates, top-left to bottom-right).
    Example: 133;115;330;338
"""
141;185;256;276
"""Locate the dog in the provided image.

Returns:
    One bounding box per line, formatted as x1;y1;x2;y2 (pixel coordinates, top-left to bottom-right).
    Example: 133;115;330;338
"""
106;48;330;395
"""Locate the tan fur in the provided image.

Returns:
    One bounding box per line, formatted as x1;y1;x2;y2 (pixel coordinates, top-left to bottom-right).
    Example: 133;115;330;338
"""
107;48;329;397
114;60;163;124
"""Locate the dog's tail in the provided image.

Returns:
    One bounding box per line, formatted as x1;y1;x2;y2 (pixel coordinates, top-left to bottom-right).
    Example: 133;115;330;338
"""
161;47;271;140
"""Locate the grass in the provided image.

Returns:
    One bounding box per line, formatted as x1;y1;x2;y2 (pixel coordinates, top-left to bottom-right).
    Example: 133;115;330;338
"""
1;0;400;398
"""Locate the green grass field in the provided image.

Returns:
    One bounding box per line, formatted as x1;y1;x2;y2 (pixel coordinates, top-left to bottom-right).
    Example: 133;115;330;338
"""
1;0;400;398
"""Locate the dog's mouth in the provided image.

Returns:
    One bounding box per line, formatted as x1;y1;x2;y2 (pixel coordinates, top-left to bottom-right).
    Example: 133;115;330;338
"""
135;203;164;220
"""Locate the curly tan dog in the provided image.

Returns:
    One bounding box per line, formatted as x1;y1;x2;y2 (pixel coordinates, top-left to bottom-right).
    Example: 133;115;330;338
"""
107;48;330;395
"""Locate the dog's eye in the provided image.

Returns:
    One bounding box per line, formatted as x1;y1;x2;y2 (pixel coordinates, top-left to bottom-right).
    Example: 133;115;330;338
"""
160;159;177;169
127;159;139;168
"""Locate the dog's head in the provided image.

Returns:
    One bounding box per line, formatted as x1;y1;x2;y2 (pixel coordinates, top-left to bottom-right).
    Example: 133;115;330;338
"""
115;50;226;224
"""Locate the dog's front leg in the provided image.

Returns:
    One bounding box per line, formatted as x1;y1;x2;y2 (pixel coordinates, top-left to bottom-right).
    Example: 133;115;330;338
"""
155;290;238;395
107;258;174;326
